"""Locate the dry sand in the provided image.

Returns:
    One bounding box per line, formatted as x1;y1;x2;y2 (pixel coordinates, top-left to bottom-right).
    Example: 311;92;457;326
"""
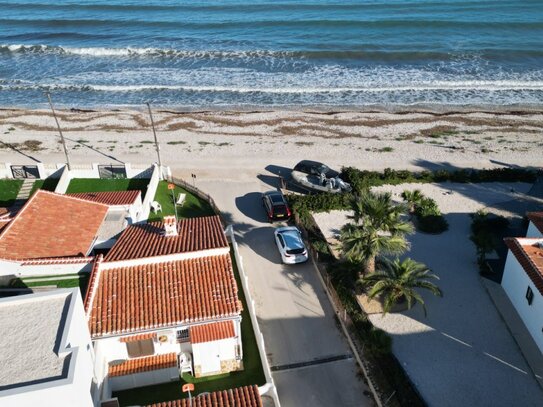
0;108;542;180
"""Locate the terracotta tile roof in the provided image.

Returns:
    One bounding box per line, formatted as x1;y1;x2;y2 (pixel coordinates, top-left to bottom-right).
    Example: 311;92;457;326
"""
120;332;157;343
504;238;543;295
108;353;177;377
104;215;227;262
0;219;10;233
88;254;242;337
0;190;108;260
84;254;103;311
144;385;263;407
527;212;543;234
20;256;94;266
190;321;236;344
67;190;141;206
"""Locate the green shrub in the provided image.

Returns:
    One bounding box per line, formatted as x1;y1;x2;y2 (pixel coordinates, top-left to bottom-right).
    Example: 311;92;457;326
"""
340;166;537;193
470;210;509;271
410;196;449;234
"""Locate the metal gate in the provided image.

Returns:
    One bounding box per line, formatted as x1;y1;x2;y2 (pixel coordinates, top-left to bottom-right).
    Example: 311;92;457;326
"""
98;165;127;179
10;165;39;179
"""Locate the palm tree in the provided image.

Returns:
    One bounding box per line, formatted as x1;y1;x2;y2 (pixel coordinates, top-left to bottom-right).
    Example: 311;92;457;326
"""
340;192;413;275
359;257;442;315
401;189;424;214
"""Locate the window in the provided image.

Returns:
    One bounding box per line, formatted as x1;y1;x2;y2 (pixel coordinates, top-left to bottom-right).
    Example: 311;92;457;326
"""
126;339;154;358
526;286;534;305
177;328;190;343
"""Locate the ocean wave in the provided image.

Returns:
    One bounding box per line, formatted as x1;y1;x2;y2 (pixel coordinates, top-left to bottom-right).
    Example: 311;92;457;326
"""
3;44;543;62
3;80;543;93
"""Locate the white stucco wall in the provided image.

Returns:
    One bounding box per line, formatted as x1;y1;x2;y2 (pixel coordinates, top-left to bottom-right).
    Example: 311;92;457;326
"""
93;328;180;399
502;252;543;354
526;221;543;238
0;289;95;407
0;259;92;278
192;336;237;375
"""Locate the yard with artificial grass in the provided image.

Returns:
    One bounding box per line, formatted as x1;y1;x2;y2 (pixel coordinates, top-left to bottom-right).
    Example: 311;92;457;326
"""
30;178;59;195
0;179;23;206
147;181;215;222
2;273;90;297
66;178;149;195
113;250;266;406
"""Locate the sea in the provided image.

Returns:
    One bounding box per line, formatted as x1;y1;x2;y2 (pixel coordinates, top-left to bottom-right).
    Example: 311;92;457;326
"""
0;0;542;109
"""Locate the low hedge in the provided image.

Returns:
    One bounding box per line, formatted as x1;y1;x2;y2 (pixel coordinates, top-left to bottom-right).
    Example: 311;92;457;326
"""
412;196;449;234
341;166;538;194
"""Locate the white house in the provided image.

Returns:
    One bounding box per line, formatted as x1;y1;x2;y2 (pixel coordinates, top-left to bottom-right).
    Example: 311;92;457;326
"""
526;212;543;238
502;237;543;354
86;215;245;400
0;289;97;407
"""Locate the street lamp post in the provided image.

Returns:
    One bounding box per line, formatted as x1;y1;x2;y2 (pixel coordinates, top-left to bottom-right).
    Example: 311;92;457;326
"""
146;102;163;172
45;92;71;170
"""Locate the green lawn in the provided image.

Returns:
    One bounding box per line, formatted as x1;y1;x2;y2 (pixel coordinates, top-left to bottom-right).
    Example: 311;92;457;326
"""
30;178;59;195
113;250;266;406
66;178;149;195
0;179;23;207
4;273;90;297
147;181;215;222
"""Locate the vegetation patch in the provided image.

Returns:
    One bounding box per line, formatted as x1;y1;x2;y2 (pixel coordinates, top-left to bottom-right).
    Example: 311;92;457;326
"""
147;181;215;222
341;166;537;194
0;179;23;206
167;141;187;145
402;190;448;234
470;210;509;276
30;178;59;195
66;178;149;195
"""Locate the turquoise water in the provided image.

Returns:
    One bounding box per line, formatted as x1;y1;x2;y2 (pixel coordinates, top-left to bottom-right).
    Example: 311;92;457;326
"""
0;0;542;107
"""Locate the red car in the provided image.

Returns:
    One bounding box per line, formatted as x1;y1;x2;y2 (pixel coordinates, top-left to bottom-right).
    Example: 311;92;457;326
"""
262;190;291;222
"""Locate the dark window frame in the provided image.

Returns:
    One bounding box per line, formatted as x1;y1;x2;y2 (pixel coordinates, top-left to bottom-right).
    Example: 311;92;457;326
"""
526;286;534;305
126;338;155;358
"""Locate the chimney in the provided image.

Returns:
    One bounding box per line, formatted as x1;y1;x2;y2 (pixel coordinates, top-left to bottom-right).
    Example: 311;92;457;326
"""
163;215;178;237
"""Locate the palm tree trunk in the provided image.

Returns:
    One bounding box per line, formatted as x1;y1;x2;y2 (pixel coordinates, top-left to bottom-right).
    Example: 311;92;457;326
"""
361;256;376;277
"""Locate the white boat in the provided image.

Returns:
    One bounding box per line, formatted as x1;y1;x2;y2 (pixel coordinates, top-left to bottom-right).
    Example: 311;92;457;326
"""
291;170;352;193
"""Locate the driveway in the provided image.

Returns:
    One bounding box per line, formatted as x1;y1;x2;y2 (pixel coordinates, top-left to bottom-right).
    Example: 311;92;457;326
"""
194;174;371;407
313;182;543;407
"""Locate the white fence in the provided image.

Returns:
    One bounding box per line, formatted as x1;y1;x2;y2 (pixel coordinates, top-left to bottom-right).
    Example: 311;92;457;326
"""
0;162;64;179
54;165;72;193
139;164;161;221
227;226;281;407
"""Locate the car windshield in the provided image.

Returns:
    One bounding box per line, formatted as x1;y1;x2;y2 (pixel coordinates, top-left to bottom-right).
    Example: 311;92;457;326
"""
286;247;306;255
317;164;330;174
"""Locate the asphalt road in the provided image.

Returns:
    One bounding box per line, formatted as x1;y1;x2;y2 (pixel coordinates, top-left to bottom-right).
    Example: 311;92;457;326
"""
196;174;371;407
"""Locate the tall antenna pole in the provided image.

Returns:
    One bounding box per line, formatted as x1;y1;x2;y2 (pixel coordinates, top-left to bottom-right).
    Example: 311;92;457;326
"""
146;102;162;171
46;92;71;170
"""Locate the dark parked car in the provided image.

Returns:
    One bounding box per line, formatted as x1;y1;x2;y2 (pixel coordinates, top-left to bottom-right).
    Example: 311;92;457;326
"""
292;160;339;178
262;190;291;222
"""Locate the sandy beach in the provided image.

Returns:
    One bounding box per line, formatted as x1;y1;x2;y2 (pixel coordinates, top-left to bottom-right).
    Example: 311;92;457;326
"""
0;108;542;180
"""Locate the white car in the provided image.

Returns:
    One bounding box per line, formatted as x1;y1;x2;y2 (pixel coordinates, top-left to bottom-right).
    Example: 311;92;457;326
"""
274;226;309;264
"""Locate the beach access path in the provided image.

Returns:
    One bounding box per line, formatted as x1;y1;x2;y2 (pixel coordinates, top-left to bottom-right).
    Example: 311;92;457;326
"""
189;169;372;407
314;182;543;407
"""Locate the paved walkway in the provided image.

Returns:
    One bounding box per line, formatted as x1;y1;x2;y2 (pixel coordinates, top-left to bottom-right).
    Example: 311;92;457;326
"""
193;174;372;407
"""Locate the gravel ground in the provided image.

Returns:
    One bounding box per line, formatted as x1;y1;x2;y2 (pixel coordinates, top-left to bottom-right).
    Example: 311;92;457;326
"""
313;182;543;407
